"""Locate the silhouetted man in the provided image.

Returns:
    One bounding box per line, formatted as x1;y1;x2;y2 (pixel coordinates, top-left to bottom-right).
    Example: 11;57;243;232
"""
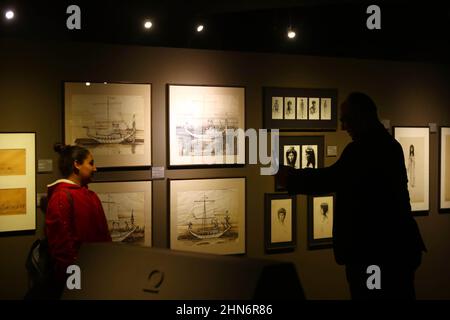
276;92;426;299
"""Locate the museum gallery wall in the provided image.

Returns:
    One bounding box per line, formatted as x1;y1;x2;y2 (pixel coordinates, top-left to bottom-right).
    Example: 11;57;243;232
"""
1;40;449;299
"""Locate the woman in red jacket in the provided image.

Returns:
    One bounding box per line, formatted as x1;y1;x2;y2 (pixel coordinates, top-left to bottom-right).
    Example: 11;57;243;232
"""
45;143;111;293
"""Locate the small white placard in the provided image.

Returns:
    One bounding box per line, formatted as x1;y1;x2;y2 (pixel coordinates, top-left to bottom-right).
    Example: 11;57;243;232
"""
429;123;437;133
38;159;53;173
381;119;391;130
327;146;338;157
151;167;165;179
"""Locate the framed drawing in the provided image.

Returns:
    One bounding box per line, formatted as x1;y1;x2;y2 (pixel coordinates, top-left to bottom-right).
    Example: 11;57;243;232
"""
275;135;325;191
264;193;296;253
439;127;450;213
169;177;246;255
393;127;429;215
307;194;334;249
168;84;246;167
0;133;36;233
64;82;151;168
89;181;152;246
263;87;338;131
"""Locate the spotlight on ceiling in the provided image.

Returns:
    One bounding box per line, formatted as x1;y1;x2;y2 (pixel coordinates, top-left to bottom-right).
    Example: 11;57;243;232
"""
196;24;204;32
287;28;296;39
5;10;15;20
144;20;153;29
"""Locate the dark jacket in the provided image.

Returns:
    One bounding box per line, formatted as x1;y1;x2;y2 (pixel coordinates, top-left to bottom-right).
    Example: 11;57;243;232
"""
287;125;426;266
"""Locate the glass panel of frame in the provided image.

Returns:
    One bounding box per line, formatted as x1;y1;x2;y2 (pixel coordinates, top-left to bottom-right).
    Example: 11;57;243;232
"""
440;126;450;213
89;181;152;247
393;127;429;216
168;84;245;167
264;193;296;253
307;194;334;250
169;177;246;255
0;132;36;233
64;82;152;168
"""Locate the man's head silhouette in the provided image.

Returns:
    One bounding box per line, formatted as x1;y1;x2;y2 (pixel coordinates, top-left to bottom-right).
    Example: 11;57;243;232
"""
340;92;381;141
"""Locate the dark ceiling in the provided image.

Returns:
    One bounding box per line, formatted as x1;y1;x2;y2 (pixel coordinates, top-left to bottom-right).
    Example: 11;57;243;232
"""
1;0;449;63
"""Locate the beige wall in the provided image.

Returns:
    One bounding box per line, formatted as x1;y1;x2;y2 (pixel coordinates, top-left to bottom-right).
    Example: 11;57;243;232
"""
1;38;449;299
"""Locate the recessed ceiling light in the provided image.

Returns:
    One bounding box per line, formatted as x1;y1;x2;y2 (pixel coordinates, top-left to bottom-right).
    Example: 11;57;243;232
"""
85;82;91;86
5;10;14;20
196;25;204;32
144;20;153;29
287;29;296;39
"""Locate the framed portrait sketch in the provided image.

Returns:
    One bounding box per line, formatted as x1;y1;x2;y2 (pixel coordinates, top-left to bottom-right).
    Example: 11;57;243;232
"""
168;84;246;167
0;133;36;233
89;181;152;246
64;82;152;168
275;135;325;191
439;127;450;213
264;193;296;253
263;87;338;131
307;194;334;249
393;127;429;215
169;177;246;255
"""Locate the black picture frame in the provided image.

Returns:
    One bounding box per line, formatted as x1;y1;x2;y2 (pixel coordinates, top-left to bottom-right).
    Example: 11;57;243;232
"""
307;194;335;250
275;135;325;191
439;126;450;214
264;193;296;253
263;87;338;131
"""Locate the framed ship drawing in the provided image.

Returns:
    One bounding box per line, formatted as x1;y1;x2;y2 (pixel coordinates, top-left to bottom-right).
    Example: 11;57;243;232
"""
168;84;246;167
263;87;338;131
169;177;246;255
0;132;36;233
439;126;450;213
264;193;296;253
89;181;152;246
64;82;151;168
393;127;429;216
307;194;334;249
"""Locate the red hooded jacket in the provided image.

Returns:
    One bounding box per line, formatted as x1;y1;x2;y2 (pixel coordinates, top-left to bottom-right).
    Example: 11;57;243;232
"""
45;180;111;280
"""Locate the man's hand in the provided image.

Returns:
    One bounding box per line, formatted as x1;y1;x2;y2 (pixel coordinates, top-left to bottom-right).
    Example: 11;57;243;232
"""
275;165;295;189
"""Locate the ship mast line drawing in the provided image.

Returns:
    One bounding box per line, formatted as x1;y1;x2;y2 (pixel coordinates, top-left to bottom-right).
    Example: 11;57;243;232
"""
81;96;138;145
187;194;231;240
102;194;138;242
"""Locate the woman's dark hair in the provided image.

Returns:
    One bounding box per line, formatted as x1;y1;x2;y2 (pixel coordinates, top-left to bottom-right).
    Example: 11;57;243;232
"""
286;147;297;165
54;143;90;178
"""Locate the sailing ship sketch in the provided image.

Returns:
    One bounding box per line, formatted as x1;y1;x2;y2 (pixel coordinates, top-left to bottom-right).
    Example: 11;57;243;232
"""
176;115;239;157
71;95;145;155
98;192;145;244
176;191;239;246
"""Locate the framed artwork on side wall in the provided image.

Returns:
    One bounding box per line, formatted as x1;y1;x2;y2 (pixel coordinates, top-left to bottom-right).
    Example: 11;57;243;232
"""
64;82;152;168
439;126;450;213
393;127;429;216
169;177;246;255
0;132;36;233
168;84;246;167
89;181;152;247
264;193;296;253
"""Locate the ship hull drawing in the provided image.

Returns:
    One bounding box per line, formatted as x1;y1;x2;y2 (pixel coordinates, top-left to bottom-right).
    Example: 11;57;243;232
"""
183;194;232;241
